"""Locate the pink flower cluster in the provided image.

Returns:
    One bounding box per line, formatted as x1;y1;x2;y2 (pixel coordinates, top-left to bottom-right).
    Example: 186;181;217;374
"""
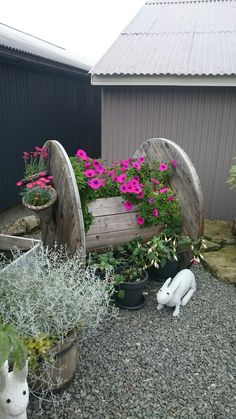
22;146;48;161
76;148;177;227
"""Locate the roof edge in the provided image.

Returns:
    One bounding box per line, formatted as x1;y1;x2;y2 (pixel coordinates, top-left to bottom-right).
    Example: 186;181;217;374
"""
91;74;236;87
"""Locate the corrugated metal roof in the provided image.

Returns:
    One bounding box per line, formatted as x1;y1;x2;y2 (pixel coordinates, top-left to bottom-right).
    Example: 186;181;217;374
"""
0;23;90;72
91;0;236;76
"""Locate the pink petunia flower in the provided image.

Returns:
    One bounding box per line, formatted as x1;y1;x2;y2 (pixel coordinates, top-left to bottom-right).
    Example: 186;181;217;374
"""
172;160;177;169
168;195;175;201
130;178;139;187
120;184;127;193
119;174;127;182
85;169;96;178
137;191;145;199
151;178;160;185
138;156;145;163
84;162;91;168
96;165;106;174
159;163;169;171
137;216;145;225
125;182;135;193
133;186;143;195
153;208;159;217
88;178;102;190
16;181;23;186
123;201;134;211
76;149;88;160
26;182;34;189
160;188;170;194
93;159;100;167
39;171;47;176
132;162;141;170
35;146;42;152
22;152;29;160
100;178;107;187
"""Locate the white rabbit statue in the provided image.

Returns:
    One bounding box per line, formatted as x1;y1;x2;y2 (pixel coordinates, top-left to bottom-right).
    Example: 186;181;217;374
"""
0;361;29;419
156;269;196;317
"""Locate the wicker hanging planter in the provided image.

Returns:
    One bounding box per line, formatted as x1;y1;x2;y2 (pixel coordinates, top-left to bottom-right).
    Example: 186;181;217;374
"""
22;187;57;224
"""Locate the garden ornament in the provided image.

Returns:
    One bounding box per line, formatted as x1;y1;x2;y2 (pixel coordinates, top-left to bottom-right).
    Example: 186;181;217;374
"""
156;269;196;317
0;360;29;419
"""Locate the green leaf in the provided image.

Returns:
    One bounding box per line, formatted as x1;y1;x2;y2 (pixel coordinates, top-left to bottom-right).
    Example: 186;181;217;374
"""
118;289;125;299
0;331;11;368
9;335;27;371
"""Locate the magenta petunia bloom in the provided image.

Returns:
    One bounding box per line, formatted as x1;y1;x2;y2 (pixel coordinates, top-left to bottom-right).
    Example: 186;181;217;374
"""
168;195;175;201
16;181;23;186
137;216;145;225
119;174;127;182
39;171;47;176
26;182;34;189
76;149;88;160
93;160;100;166
88;178;102;190
123;201;134;211
153;208;159;217
35;146;42;152
96;165;106;174
85;169;96;178
131;178;139;187
133;186;142;195
113;175;120;182
159;163;169;171
137;191;144;199
138;156;145;163
100;178;107;187
84;162;91;168
120;184;127;193
172;160;177;169
160;188;170;193
132;162;141;170
126;182;135;193
151;178;160;185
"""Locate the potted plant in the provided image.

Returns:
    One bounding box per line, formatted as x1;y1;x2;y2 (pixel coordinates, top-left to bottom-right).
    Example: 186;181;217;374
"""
0;245;116;397
16;146;57;223
146;232;206;281
89;238;149;310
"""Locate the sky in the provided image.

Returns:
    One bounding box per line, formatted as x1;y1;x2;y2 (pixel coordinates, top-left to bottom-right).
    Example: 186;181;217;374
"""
1;0;145;67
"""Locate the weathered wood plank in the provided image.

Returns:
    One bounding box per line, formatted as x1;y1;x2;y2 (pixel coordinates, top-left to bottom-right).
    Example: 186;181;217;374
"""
87;211;144;236
0;234;41;251
86;225;164;251
88;197;139;217
133;138;204;239
40;141;86;256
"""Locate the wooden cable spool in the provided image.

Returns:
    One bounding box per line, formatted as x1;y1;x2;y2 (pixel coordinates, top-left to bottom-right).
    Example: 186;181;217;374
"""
40;138;204;255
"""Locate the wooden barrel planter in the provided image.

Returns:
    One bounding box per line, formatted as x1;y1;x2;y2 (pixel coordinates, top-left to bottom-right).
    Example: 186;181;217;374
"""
39;138;204;255
29;337;78;395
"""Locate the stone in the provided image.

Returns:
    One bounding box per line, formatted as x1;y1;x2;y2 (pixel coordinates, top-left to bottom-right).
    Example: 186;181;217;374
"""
0;216;40;237
203;245;236;284
204;219;236;245
202;239;221;252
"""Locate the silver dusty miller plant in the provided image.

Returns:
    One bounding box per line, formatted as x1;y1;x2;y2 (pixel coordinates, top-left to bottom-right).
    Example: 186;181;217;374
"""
0;245;117;412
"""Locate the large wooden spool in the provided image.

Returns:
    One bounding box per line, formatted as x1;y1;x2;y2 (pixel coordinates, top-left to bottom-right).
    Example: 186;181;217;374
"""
39;138;203;254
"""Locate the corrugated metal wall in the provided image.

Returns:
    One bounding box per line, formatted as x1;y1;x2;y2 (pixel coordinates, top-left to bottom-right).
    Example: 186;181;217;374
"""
102;86;236;220
0;61;101;212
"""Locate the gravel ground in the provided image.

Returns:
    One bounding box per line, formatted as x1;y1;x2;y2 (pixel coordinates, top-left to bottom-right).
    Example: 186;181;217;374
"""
28;265;236;419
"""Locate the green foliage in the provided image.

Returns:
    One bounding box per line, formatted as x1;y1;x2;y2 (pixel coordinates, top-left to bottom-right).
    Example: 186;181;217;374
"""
22;186;53;206
23;335;54;369
226;157;236;189
0;323;27;370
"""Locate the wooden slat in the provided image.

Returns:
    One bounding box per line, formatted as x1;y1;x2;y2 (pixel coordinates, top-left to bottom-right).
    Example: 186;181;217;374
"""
40;141;86;256
0;234;41;251
86;225;164;251
87;211;145;236
88;197;139;217
133;138;204;239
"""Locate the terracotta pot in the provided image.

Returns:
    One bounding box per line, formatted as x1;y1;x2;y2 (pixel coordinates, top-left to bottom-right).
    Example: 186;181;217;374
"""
22;187;57;223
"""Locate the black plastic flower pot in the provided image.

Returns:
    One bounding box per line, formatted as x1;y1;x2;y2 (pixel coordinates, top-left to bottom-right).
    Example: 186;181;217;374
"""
147;260;179;282
115;270;148;309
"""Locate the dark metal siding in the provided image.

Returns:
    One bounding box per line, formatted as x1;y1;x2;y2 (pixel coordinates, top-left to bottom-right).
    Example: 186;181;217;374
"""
0;61;101;211
102;86;236;220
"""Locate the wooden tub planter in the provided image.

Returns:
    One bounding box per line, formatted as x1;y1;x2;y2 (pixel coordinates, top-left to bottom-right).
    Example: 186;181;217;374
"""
38;138;204;255
0;234;42;273
86;197;163;251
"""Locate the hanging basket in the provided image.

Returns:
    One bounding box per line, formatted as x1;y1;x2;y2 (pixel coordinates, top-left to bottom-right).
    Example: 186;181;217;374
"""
22;187;57;224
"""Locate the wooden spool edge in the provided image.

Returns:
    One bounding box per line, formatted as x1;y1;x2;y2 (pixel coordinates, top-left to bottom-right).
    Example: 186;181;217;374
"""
43;140;86;255
133;137;204;239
